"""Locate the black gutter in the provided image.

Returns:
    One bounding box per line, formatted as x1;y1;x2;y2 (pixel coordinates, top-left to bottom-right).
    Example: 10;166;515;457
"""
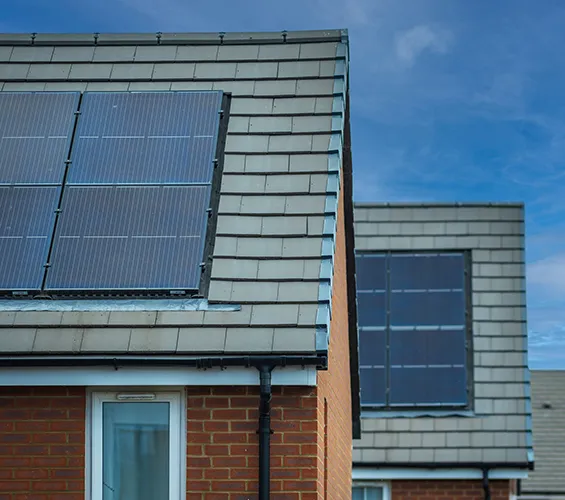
0;354;327;369
343;80;361;440
482;468;491;500
353;461;533;470
258;365;274;500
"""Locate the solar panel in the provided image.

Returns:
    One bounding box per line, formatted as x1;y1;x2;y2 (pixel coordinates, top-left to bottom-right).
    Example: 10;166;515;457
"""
0;186;60;290
67;92;223;185
0;92;80;184
45;185;210;290
390;366;467;406
390;290;465;326
356;252;469;407
355;254;386;291
390;253;465;290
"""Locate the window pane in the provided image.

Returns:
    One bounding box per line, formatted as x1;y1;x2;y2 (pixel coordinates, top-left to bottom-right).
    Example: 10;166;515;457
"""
352;487;364;500
103;402;169;500
352;487;383;500
390;253;464;290
390;290;465;327
359;330;386;366
360;367;386;406
390;329;466;366
355;254;386;291
357;292;386;327
389;366;467;406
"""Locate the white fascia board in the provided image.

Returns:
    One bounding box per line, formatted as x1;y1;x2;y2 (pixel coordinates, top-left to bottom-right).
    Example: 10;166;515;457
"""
0;365;317;387
352;467;529;481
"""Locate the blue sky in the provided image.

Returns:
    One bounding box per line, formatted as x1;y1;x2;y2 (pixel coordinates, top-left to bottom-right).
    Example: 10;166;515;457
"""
3;0;564;368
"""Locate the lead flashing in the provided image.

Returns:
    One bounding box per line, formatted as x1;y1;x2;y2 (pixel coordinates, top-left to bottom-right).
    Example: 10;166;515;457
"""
0;299;241;312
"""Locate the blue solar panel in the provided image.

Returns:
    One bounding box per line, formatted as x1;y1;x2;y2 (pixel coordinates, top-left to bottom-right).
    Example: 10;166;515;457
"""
0;186;60;290
356;252;469;407
0;93;80;184
390;366;467;406
67;92;223;185
45;185;210;290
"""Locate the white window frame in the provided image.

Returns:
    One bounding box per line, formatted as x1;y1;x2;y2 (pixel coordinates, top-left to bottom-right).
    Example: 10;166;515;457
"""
353;482;391;500
88;389;185;500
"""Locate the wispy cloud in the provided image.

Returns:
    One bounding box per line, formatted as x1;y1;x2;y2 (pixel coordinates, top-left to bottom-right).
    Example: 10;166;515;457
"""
394;24;452;66
528;253;565;292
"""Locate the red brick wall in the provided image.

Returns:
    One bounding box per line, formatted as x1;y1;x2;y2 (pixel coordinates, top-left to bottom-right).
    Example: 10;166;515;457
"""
392;480;511;499
186;386;319;499
0;387;86;500
316;163;353;499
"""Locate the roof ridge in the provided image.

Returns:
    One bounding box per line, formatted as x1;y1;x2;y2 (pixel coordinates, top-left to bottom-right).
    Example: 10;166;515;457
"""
0;29;348;46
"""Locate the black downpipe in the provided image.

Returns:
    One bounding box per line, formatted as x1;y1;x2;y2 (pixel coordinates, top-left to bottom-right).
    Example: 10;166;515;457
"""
258;365;273;500
482;468;491;500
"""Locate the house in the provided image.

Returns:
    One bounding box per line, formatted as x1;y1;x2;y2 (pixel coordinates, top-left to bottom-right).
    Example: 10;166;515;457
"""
0;29;361;499
518;370;565;500
352;203;534;500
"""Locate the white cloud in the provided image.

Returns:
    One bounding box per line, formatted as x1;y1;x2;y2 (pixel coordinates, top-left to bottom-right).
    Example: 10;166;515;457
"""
394;24;452;66
528;253;565;292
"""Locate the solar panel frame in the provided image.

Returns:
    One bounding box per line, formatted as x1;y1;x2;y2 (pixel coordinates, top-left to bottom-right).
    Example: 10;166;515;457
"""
355;251;472;410
42;90;227;296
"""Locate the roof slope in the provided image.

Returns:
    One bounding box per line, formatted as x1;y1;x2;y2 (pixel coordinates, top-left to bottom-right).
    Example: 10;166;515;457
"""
0;30;349;356
521;370;565;494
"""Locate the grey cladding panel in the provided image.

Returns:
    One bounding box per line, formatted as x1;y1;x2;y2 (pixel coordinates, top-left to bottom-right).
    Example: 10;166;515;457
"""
68;91;223;184
45;185;210;290
0;92;80;184
0;186;60;290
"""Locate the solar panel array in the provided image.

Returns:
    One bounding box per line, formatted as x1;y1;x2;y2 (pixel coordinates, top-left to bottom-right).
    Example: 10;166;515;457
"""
0;91;223;294
356;252;468;408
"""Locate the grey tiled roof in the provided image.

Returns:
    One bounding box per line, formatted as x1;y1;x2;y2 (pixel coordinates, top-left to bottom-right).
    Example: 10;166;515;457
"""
0;30;349;355
352;203;532;467
521;371;565;494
